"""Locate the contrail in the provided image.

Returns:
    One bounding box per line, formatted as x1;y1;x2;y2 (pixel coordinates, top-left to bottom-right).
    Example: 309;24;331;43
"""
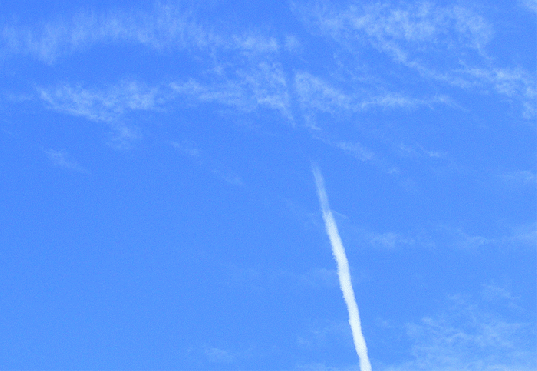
312;165;372;371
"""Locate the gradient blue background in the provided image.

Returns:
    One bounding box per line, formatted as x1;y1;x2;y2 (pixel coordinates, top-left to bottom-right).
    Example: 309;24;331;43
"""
1;1;536;369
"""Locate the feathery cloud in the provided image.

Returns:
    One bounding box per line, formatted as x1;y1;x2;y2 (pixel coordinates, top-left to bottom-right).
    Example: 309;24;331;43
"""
1;3;279;64
38;81;163;122
296;1;535;118
45;149;87;173
520;0;537;14
396;294;537;371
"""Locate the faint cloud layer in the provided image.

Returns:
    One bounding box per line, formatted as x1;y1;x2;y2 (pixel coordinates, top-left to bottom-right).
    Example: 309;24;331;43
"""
1;3;279;64
1;0;490;180
394;293;537;371
435;223;537;250
39;81;152;147
204;346;234;363
294;71;449;119
2;0;533;130
169;61;291;118
38;81;162;122
6;1;459;132
337;218;535;252
171;140;244;187
170;139;200;157
45;149;87;173
297;1;493;62
520;0;537;13
0;3;533;369
297;0;535;118
501;170;537;187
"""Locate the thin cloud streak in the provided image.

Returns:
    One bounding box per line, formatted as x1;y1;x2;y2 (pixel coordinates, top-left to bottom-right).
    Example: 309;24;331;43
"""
38;81;162;122
45;149;87;173
297;1;535;118
312;164;372;371
1;3;279;64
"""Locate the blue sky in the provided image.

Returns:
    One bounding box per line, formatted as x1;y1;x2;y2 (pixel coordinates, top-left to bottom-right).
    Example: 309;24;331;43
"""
1;0;536;370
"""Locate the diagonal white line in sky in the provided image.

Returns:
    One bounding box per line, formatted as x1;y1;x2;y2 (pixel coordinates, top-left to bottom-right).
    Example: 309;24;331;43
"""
313;164;372;371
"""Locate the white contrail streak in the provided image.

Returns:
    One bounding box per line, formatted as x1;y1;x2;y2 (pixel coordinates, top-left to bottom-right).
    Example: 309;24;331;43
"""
312;165;372;371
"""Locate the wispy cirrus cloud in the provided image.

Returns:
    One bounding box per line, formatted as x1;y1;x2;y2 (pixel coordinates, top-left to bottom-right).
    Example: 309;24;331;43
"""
37;68;291;150
171;139;244;187
296;1;492;62
11;1;461;164
297;287;536;371
38;60;292;126
481;283;521;306
295;71;450;117
393;293;537;371
38;80;164;122
295;72;352;113
2;4;200;63
170;61;291;118
38;81;153;147
1;3;279;64
329;214;417;251
332;215;535;253
397;142;447;159
333;141;375;162
520;0;537;14
170;139;200;157
45;149;87;173
500;169;537;187
433;222;537;251
296;0;535;118
503;222;537;248
460;66;537;119
204;345;234;364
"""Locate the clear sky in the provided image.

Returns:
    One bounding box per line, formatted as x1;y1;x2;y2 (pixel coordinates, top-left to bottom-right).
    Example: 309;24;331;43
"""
1;1;536;370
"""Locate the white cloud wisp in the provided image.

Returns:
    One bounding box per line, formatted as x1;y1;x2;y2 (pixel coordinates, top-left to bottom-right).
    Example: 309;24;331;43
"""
312;165;372;371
